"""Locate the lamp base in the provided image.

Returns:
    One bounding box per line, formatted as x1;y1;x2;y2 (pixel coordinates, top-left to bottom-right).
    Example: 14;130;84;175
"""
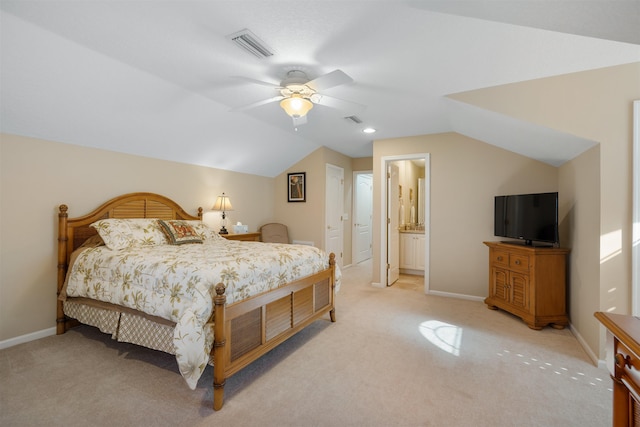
219;226;229;235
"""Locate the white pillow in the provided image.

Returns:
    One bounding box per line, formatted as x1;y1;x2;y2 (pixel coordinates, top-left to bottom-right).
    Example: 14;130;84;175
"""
90;218;168;250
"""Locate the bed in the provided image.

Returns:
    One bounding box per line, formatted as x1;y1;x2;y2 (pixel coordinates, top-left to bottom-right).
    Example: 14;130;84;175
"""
56;192;337;410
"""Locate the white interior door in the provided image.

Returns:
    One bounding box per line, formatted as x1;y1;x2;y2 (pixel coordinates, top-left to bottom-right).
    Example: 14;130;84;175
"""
354;173;373;263
326;164;344;268
387;163;400;286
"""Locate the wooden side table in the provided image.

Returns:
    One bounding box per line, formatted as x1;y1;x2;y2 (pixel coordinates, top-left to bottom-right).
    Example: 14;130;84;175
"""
222;232;261;241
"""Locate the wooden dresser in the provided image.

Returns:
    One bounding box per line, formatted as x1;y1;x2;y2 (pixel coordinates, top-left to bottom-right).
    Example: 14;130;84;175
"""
595;312;640;427
484;241;570;330
222;232;261;241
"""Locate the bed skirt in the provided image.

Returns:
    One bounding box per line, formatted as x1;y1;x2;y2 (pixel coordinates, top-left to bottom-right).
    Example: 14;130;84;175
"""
64;300;178;356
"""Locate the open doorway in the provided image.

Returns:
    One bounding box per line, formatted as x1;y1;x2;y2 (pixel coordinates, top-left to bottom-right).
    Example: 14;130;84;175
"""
379;153;430;293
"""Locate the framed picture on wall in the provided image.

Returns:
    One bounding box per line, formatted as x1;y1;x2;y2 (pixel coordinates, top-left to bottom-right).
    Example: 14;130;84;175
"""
288;172;306;202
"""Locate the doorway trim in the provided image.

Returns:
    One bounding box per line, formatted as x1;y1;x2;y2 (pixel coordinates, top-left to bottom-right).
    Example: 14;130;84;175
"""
633;100;640;315
378;153;431;293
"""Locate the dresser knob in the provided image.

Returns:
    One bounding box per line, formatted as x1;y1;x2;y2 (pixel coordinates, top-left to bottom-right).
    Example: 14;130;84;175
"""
497;256;503;261
515;260;521;265
615;353;630;368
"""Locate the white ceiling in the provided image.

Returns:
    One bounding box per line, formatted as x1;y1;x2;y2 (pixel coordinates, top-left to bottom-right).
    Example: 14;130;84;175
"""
1;1;639;177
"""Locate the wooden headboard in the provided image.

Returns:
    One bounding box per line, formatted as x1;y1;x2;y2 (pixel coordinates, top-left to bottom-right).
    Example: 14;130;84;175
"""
56;192;202;333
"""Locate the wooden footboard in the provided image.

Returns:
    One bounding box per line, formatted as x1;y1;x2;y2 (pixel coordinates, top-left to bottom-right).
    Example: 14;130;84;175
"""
212;252;336;410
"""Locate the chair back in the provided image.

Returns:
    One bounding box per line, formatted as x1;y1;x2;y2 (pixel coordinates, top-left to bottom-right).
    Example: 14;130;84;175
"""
260;223;289;243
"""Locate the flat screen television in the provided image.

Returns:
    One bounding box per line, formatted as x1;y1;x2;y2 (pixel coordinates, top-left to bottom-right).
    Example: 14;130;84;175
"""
494;192;559;246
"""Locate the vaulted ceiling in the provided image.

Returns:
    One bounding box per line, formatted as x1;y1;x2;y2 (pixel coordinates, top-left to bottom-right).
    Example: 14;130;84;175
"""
1;1;639;177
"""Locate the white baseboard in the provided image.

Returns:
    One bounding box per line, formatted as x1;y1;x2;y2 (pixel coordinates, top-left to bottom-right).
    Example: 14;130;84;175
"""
569;323;603;367
0;327;56;350
292;240;314;246
400;268;425;276
428;290;485;303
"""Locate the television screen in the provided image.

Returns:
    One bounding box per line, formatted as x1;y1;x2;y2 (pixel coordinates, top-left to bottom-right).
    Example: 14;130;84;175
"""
494;192;558;245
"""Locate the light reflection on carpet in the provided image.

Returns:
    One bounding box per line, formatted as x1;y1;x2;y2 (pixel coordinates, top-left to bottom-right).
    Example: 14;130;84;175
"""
419;320;462;356
496;349;612;391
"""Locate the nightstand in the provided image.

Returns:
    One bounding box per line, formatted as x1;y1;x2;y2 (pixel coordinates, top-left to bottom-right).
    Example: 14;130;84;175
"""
222;232;261;241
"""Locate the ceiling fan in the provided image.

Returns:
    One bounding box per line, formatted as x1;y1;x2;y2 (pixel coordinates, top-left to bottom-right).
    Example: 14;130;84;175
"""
231;69;365;127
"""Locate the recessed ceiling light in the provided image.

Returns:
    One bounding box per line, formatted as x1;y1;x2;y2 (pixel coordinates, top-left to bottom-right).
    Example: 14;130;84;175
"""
363;128;376;134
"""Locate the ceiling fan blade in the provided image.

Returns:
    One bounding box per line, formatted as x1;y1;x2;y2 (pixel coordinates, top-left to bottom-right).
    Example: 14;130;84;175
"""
313;94;366;115
230;96;284;112
231;76;282;89
306;69;353;92
292;115;308;127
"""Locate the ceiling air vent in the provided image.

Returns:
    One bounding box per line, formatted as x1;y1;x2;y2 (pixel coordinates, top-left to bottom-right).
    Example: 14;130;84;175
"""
345;115;363;124
227;29;274;59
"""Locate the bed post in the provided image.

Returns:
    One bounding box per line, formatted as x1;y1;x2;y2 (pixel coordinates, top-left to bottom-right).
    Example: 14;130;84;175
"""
329;252;336;323
57;205;69;335
213;283;227;411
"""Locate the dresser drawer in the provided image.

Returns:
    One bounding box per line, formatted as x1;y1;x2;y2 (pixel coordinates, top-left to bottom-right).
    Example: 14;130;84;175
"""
491;250;509;267
509;253;529;272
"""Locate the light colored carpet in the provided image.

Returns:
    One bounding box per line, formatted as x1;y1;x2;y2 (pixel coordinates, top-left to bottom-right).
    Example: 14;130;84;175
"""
0;260;611;426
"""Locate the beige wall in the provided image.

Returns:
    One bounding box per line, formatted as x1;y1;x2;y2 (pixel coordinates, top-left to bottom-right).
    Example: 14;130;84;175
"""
0;133;276;342
352;157;373;171
559;145;601;356
372;132;558;296
451;62;640;359
273;147;354;267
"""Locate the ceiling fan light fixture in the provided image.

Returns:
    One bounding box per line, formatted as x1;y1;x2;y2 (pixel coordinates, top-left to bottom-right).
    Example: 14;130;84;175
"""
280;94;313;118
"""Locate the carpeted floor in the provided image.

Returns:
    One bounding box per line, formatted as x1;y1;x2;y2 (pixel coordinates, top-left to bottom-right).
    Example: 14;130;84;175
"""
0;260;612;426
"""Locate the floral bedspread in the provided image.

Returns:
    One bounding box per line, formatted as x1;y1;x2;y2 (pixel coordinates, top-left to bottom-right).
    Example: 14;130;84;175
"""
63;239;339;389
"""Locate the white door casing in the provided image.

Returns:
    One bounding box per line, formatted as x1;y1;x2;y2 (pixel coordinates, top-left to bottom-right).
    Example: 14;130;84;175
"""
633;100;640;315
387;163;400;286
379;154;430;293
326;164;344;268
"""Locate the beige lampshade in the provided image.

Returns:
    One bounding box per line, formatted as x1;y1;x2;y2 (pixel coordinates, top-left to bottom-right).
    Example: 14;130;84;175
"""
280;94;313;117
212;193;233;211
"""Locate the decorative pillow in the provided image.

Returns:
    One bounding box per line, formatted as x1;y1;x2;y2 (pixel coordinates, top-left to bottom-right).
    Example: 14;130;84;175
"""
185;221;225;241
90;218;168;250
158;220;203;245
79;234;105;249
